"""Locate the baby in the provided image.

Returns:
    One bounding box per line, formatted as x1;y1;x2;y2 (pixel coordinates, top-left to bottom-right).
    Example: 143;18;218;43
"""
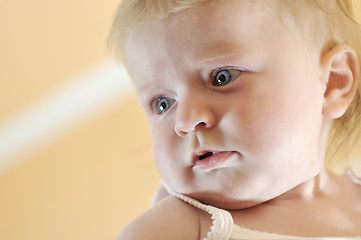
109;0;361;239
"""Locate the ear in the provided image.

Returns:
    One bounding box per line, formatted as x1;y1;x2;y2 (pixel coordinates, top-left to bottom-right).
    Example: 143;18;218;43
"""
321;45;359;119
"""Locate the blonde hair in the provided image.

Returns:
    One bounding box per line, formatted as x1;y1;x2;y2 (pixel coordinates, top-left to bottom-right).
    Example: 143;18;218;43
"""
108;0;361;172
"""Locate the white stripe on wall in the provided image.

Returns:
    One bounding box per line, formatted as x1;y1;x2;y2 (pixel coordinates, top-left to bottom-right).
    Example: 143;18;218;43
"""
0;60;132;172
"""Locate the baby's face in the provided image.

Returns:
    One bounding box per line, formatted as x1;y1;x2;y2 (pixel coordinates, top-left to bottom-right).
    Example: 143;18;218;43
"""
125;0;329;209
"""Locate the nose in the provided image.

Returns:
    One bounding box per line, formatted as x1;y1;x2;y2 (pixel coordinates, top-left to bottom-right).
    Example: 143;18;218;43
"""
174;96;216;137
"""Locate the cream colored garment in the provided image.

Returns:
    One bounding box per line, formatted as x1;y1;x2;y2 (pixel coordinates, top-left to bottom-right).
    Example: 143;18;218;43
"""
166;189;361;240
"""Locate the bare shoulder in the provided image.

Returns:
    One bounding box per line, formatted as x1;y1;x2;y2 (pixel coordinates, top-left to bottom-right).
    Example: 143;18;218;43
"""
352;180;361;211
338;171;361;210
116;196;201;240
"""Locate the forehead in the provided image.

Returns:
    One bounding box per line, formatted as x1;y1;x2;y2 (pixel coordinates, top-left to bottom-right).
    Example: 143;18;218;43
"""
126;0;278;50
124;0;288;89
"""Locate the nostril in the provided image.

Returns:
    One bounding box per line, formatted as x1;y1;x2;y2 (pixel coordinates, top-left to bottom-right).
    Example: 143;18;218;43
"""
175;127;187;137
175;121;211;137
195;122;208;129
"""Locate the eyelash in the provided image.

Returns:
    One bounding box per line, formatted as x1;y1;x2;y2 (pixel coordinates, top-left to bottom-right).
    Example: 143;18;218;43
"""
211;67;244;87
151;96;176;115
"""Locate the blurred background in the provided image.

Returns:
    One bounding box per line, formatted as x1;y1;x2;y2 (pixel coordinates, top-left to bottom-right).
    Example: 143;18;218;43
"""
0;0;160;239
0;1;360;239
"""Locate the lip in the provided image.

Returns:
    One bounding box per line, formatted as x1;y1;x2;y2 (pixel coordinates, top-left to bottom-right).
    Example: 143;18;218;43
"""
192;150;235;171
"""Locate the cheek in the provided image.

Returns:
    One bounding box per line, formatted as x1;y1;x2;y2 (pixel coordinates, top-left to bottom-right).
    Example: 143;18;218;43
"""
225;86;322;156
229;111;291;156
151;126;173;161
150;128;195;192
150;122;180;173
151;132;174;184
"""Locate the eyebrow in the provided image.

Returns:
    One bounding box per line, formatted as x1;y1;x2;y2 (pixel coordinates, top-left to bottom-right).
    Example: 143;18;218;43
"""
134;82;154;95
203;52;243;65
198;49;252;71
135;79;168;98
195;41;248;65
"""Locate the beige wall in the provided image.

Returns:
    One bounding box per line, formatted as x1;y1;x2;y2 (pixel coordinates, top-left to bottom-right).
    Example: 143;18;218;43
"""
0;1;360;240
0;0;160;239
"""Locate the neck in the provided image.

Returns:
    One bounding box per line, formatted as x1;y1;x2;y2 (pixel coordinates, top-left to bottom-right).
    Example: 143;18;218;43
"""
268;168;361;208
269;168;330;203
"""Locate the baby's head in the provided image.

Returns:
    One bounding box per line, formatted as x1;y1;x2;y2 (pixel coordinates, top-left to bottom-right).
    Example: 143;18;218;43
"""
109;0;361;208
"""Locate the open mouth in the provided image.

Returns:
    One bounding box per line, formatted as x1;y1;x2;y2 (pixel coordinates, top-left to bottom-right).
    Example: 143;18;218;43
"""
198;152;214;160
193;150;235;171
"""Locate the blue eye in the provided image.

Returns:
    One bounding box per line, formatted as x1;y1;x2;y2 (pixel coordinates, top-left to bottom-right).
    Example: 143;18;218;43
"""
212;68;243;86
152;96;175;114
